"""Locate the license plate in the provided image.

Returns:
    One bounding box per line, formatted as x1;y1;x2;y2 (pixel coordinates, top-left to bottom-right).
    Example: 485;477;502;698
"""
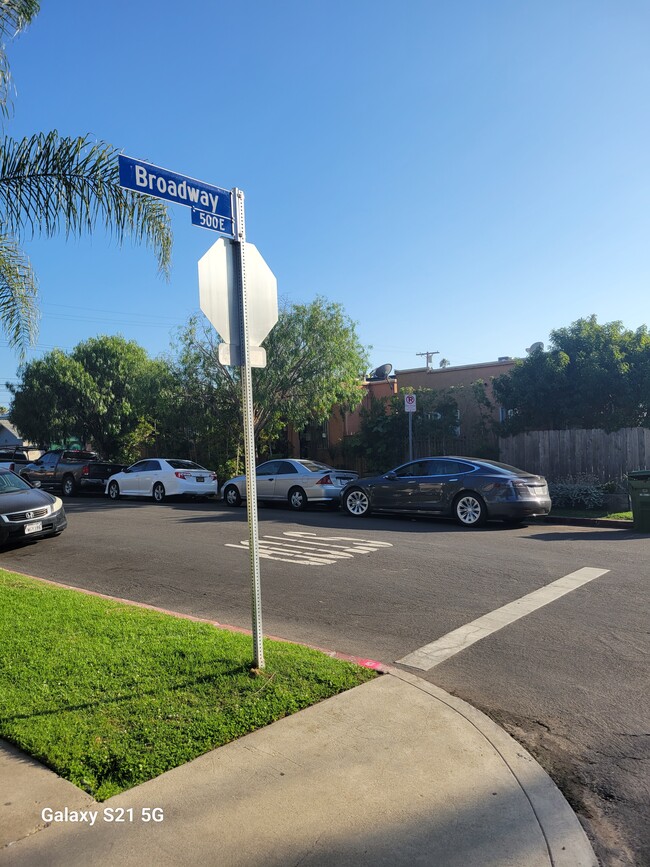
25;521;42;535
196;476;205;483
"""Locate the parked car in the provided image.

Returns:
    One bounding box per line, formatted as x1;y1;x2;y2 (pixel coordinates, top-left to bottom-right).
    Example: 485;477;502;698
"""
106;459;218;502
0;468;67;546
340;456;551;527
0;446;44;472
222;459;359;511
20;450;125;497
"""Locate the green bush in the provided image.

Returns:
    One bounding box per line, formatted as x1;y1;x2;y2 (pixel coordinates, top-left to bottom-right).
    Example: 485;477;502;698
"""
548;474;606;510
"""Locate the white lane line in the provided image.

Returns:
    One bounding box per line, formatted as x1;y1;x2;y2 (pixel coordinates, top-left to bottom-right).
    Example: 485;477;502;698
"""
397;567;610;671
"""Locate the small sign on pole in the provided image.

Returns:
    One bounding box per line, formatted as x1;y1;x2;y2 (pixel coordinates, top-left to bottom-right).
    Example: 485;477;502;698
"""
405;393;416;462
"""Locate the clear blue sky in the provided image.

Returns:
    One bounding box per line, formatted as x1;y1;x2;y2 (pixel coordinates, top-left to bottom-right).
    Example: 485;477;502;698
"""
1;0;649;407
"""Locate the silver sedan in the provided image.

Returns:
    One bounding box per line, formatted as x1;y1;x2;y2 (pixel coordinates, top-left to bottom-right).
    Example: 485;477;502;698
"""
222;459;359;511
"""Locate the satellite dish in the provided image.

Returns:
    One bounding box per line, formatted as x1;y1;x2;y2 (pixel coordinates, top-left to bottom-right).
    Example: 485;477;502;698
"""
368;363;393;380
525;342;544;354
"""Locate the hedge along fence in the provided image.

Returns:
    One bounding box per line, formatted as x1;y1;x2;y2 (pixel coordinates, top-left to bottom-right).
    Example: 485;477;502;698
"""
498;428;650;482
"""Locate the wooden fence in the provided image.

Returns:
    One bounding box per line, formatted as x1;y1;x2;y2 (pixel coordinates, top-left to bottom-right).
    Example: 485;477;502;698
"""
498;428;650;481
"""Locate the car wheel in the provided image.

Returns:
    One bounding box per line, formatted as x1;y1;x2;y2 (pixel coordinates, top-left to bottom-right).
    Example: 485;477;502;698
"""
152;482;166;503
343;487;371;517
223;485;242;507
453;492;487;527
107;481;120;500
288;487;307;511
61;475;76;497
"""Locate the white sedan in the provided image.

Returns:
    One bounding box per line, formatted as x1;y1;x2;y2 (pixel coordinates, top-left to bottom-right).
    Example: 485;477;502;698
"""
106;458;218;503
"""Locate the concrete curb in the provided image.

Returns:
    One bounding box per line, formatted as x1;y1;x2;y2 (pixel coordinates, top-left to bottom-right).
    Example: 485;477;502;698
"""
386;668;598;867
533;516;635;529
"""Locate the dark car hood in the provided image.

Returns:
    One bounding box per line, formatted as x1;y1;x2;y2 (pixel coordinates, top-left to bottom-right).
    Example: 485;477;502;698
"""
0;488;57;512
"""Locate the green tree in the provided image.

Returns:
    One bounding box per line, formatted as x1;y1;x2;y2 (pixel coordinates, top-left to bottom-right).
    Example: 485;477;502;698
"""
349;388;460;473
493;315;650;432
7;349;92;447
9;335;171;459
166;298;370;476
0;3;172;355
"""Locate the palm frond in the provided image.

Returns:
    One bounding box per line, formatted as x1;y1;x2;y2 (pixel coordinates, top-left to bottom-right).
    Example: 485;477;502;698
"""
0;1;40;37
0;1;41;119
0;231;38;356
0;131;172;275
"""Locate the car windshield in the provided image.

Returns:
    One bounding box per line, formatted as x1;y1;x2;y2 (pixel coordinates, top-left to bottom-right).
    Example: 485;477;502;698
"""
0;472;32;493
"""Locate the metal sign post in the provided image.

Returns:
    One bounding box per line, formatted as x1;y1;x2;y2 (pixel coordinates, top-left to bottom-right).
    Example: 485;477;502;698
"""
233;189;264;670
119;156;275;671
405;393;416;462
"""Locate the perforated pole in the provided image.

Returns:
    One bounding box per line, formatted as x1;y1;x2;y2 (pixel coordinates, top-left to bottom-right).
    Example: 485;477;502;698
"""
233;187;264;669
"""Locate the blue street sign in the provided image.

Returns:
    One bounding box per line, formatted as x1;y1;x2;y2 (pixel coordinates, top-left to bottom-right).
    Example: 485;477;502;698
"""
191;207;234;236
118;155;233;229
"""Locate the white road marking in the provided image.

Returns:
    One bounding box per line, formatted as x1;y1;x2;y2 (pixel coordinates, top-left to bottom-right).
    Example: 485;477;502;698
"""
397;566;610;671
225;532;393;566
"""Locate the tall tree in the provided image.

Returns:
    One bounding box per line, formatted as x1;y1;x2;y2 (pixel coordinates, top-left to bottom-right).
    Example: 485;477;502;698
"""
0;2;172;355
9;335;171;459
167;298;370;475
493;316;650;432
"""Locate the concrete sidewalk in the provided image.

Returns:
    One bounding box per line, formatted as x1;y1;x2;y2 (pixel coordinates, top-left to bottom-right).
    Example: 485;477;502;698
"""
1;669;597;867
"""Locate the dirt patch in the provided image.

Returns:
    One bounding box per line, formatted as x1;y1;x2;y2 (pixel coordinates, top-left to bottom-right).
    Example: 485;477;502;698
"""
482;709;648;867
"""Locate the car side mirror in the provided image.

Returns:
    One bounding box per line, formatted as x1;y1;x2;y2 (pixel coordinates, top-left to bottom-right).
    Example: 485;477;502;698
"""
32;480;41;488
385;471;397;480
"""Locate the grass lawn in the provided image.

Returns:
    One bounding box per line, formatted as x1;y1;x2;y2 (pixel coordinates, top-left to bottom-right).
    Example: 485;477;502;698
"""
549;507;632;520
0;570;377;800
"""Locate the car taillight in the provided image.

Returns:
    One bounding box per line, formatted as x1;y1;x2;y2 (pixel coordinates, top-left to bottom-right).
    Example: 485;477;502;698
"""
82;465;89;476
317;474;332;485
210;474;218;481
175;471;190;479
511;480;529;497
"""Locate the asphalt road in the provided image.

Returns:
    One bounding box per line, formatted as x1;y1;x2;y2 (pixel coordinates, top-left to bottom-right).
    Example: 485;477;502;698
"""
2;496;649;867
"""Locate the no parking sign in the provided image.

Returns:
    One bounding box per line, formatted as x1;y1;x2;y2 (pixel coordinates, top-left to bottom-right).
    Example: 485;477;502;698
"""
405;394;417;412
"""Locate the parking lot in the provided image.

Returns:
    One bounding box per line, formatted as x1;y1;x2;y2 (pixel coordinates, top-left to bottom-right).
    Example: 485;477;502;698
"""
2;495;649;865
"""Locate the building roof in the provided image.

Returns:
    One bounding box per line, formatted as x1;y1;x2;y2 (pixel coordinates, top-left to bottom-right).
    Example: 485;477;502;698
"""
394;358;517;375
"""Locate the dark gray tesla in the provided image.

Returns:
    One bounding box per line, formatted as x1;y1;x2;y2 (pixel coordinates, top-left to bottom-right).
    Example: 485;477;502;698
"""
0;468;67;545
340;457;551;527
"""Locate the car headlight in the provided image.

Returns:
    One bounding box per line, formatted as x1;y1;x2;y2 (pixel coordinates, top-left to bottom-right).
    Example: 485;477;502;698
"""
51;496;63;513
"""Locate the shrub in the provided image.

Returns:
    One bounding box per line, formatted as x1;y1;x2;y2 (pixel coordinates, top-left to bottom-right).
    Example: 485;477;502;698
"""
548;474;606;510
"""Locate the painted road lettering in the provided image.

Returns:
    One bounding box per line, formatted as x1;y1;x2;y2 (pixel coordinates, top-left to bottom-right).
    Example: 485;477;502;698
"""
226;531;393;566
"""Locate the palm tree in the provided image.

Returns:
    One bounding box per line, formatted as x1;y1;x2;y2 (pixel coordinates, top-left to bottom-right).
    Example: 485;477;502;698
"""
0;1;172;356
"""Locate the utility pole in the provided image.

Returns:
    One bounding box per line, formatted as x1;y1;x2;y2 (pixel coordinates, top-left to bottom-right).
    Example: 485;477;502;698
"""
416;350;439;369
